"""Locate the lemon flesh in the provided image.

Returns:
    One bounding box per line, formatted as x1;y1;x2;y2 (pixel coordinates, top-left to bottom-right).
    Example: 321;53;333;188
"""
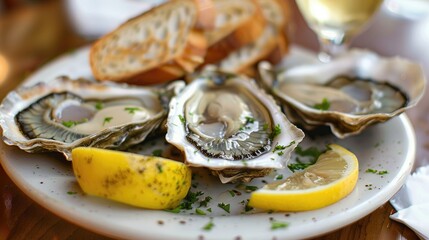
72;147;192;210
249;144;359;211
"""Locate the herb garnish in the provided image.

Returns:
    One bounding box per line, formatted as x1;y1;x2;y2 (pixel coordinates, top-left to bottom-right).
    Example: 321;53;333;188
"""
124;107;141;114
62;121;77;128
67;191;77;195
62;118;88;128
166;191;204;213
366;169;389;175
178;115;185;124
218;203;231;213
313;98;331;110
287;146;323;172
202;220;214;231
275;174;283;180
95;101;103;110
245;185;258;192
195;208;206;215
245;116;255;124
199;196;212;207
270;220;289;230
270;124;281;140
152;149;163;157
103;117;113;126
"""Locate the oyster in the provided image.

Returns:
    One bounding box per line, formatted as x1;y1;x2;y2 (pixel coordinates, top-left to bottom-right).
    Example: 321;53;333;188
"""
166;69;304;183
0;77;184;159
259;49;426;138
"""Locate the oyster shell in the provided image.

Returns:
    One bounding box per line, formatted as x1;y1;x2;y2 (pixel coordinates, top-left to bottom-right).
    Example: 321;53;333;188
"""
0;77;184;159
166;69;304;183
259;49;426;138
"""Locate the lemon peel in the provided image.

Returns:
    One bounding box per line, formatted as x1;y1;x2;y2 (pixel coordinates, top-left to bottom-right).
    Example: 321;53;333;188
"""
249;144;359;211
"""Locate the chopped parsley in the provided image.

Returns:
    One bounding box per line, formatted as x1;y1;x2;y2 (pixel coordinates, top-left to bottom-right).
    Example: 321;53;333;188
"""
152;149;163;157
156;163;163;173
178;115;186;124
199;196;212;207
202;221;214;231
62;118;88;128
166;191;204;212
245;116;255;124
270;124;281;140
124;107;141;114
62;121;77;128
195;208;206;215
366;168;389;175
313;98;331;110
103;117;113;126
67;191;77;195
275;174;283;180
270;220;289;230
263;123;269;131
95;101;103;110
288;146;324;172
218;203;230;213
245;185;258;192
228;190;236;197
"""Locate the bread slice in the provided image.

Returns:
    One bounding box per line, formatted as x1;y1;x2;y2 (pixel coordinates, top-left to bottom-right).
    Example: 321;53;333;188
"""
217;0;290;73
90;0;215;85
202;0;266;65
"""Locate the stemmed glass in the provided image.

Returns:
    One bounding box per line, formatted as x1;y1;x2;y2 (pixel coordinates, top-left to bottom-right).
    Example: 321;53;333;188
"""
295;0;384;62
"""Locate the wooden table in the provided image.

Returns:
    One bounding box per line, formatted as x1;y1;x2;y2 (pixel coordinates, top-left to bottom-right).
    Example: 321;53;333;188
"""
0;1;427;239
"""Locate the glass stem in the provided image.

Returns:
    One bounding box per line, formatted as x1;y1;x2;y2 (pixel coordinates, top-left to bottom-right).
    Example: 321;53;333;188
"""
317;33;350;62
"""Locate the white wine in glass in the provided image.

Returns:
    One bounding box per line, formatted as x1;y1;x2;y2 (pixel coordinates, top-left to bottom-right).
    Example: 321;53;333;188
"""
296;0;384;62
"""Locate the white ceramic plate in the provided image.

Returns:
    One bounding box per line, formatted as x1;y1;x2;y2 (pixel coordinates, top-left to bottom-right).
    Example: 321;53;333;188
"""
0;46;416;240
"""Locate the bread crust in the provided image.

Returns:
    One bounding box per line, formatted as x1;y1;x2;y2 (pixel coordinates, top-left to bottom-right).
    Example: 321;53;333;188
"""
203;0;266;65
90;0;215;85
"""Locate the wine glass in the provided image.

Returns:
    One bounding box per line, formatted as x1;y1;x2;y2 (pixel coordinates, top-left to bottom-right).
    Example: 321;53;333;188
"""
296;0;384;62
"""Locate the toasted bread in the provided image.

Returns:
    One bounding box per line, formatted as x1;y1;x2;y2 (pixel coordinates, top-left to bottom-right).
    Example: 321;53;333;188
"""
217;0;291;73
202;0;266;65
90;0;215;85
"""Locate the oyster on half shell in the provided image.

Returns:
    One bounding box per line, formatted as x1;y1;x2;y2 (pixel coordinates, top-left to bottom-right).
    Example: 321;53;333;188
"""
166;69;304;183
0;77;184;159
258;49;426;138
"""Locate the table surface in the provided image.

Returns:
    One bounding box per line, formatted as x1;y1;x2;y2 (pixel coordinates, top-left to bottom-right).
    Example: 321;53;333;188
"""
0;0;427;239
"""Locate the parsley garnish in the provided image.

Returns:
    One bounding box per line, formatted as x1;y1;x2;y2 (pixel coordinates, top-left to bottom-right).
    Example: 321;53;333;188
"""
313;98;331;110
152;149;163;157
156;163;163;173
195;208;206;215
366;168;377;173
245;116;255;124
202;221;214;231
218;203;230;213
245;185;258;192
271;220;289;230
95;101;103;110
270;124;281;140
228;190;236;197
287;146;323;172
103;117;113;126
378;170;389;175
275;174;283;180
62;118;88;128
124;107;141;114
67;191;77;195
178;115;185;124
199;196;212;207
366;169;389;175
62;121;77;128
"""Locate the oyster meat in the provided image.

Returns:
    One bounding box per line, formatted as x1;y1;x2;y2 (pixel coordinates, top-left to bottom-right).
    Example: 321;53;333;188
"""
0;77;184;159
259;49;426;138
166;69;304;183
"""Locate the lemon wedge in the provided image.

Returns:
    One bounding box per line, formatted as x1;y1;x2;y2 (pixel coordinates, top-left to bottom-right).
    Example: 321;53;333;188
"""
248;144;359;211
71;147;192;210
